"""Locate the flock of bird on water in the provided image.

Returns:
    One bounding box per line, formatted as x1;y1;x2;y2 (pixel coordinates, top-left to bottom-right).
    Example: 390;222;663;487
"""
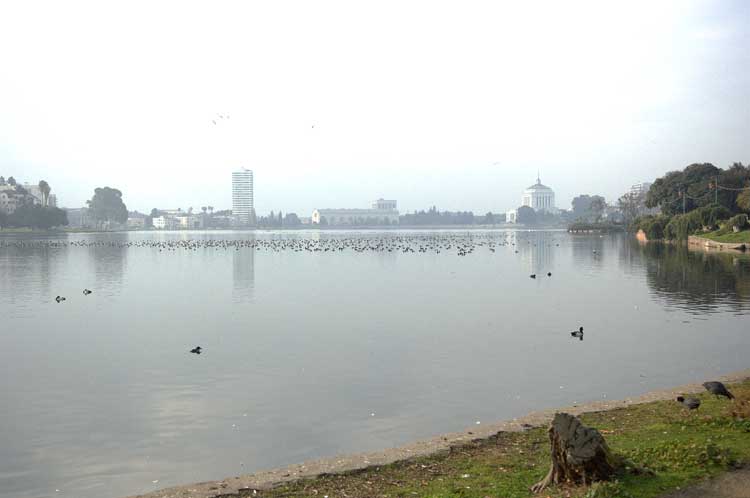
1;232;569;258
13;232;732;414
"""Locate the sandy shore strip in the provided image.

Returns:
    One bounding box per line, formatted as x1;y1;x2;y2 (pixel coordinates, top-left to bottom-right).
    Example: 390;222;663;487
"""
126;368;750;498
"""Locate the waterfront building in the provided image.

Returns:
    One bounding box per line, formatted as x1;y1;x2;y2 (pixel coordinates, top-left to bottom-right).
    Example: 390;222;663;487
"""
64;208;92;228
312;200;399;226
127;217;146;229
232;168;254;227
371;198;398;210
506;209;517;223
522;174;557;213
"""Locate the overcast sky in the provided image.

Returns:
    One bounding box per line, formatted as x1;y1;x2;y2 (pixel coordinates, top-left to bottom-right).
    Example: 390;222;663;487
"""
1;0;748;215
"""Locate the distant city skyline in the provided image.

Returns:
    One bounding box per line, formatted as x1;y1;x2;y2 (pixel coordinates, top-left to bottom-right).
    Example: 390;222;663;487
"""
1;1;748;214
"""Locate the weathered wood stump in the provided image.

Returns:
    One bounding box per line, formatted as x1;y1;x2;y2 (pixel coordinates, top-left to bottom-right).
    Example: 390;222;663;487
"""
531;412;616;493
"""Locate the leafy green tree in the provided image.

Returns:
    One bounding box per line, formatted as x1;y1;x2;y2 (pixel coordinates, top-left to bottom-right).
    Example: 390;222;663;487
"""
644;163;750;215
284;212;301;226
571;195;605;221
7;205;68;229
483;211;495;225
0;176;5;185
618;192;642;223
87;187;128;226
516;205;537;224
737;189;750;213
7;176;16;186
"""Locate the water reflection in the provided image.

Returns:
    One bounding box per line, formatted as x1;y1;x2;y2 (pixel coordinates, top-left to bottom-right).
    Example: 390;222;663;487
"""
232;244;255;303
515;230;556;274
630;239;750;313
1;230;749;498
87;234;128;294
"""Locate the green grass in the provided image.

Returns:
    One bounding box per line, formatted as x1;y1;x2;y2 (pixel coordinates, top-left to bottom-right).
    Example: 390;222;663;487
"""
256;381;750;498
699;230;750;244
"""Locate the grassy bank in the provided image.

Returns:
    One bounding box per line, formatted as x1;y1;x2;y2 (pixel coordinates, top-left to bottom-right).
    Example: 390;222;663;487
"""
699;230;750;244
256;380;750;498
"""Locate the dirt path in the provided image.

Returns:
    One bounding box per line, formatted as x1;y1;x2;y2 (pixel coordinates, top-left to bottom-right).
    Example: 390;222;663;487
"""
660;467;750;498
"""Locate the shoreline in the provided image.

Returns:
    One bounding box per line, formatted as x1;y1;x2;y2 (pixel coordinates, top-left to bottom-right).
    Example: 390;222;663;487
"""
126;367;750;498
688;234;748;252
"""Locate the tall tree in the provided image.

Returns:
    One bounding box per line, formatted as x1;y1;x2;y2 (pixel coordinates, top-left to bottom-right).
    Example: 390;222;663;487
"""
571;195;605;221
87;187;128;226
516;205;537;224
38;180;51;207
7;176;16;186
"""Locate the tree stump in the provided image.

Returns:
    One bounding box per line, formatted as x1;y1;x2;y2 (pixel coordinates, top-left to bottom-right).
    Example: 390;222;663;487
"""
531;412;616;493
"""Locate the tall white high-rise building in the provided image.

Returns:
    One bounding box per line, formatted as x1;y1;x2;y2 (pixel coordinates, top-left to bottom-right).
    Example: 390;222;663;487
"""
232;168;254;226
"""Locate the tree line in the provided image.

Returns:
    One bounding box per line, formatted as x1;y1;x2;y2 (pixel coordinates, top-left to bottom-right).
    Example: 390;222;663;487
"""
634;162;750;240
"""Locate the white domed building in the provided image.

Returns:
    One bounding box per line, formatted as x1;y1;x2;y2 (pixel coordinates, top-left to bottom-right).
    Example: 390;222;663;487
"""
506;174;558;223
522;175;558;214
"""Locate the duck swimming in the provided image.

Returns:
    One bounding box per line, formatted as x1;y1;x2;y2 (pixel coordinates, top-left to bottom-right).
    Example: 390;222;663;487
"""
83;289;92;295
190;346;202;355
55;296;66;303
571;326;584;340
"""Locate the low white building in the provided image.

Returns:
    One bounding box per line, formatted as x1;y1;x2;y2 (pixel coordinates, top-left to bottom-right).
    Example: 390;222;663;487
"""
152;216;177;230
127;217;146;229
371;198;398;210
506;209;517;223
312;208;399;226
312;198;399;226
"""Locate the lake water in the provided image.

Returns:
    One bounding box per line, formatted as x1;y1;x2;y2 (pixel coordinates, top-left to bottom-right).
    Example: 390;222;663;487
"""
1;229;749;498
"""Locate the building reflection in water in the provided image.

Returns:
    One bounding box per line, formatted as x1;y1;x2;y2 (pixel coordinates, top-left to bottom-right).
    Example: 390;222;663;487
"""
232;241;255;303
515;230;555;275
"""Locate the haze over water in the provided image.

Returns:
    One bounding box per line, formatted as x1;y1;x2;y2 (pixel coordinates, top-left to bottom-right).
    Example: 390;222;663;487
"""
1;229;749;498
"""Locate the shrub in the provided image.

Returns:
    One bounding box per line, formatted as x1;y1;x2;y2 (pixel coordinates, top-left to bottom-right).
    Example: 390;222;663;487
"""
664;213;702;240
636;215;670;240
728;213;748;231
698;205;731;230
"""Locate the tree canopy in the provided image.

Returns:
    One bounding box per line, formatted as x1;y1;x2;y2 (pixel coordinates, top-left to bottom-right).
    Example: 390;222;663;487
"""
571;195;606;221
87;187;128;225
516;205;536;224
3;205;68;229
646;162;750;216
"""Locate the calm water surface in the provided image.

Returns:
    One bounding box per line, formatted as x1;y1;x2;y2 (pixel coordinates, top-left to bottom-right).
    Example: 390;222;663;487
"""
1;229;749;498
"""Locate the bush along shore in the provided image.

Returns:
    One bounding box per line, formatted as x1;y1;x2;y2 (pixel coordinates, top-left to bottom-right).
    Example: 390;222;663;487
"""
632;208;749;248
133;376;750;498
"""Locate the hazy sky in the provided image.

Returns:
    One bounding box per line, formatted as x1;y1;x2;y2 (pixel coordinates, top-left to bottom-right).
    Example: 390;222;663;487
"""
1;0;748;215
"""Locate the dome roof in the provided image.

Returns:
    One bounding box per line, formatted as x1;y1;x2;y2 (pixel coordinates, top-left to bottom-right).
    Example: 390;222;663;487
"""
525;182;553;191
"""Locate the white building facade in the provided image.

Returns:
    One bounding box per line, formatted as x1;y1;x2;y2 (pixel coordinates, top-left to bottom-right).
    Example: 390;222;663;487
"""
312;200;399;225
522;175;557;213
232;168;254;227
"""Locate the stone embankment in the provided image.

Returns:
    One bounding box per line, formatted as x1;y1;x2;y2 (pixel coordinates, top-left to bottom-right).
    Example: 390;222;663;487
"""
688;235;747;252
